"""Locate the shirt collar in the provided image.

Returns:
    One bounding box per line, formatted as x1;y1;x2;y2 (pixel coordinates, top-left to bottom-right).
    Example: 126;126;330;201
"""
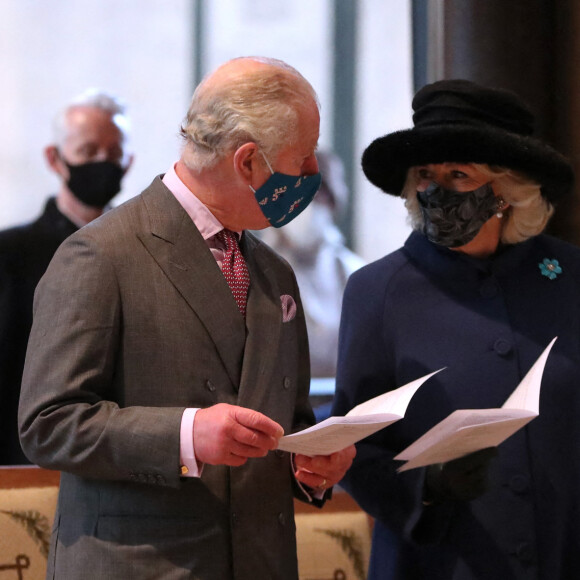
162;163;241;240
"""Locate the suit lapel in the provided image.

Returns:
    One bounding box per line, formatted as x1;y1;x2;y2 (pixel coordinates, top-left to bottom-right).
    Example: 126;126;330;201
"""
237;233;282;407
137;179;247;389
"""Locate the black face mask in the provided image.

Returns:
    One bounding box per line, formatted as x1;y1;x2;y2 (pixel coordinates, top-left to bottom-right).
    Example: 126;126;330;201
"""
417;181;498;248
64;160;124;208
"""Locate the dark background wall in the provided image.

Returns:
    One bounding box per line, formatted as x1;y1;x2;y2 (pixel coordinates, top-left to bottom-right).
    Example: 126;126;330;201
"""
415;0;580;244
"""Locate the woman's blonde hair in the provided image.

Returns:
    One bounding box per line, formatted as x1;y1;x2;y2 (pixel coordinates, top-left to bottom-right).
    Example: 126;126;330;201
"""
402;164;554;244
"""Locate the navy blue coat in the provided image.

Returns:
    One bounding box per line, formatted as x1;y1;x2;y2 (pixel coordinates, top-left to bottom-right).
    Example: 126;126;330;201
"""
332;231;580;580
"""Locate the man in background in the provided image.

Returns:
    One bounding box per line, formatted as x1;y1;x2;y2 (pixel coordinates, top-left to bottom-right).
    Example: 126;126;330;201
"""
0;89;133;464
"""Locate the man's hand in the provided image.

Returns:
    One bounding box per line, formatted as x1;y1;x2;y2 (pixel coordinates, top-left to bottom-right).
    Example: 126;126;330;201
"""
294;445;356;491
193;404;284;466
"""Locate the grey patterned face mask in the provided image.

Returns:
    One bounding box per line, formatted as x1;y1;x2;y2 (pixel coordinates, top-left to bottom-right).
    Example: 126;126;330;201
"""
417;181;498;248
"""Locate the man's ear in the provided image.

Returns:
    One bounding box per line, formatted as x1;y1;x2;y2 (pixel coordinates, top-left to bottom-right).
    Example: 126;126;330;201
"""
44;145;65;176
122;153;135;176
233;142;259;182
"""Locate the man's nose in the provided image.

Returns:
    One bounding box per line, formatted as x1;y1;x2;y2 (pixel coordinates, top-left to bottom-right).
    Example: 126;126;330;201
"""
417;178;435;192
94;149;123;164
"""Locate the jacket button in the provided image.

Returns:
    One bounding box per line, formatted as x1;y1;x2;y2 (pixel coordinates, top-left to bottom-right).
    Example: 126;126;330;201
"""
493;338;512;356
278;512;286;525
509;474;529;493
283;377;291;390
206;380;216;392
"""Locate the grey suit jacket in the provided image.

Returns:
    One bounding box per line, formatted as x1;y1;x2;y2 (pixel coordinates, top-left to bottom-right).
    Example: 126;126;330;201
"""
19;177;315;580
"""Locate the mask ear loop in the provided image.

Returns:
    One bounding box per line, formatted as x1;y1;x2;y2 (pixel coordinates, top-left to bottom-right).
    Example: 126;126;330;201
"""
249;150;275;193
260;150;275;174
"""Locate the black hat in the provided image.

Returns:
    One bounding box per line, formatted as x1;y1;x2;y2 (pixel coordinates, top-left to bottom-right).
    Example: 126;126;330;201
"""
362;79;573;202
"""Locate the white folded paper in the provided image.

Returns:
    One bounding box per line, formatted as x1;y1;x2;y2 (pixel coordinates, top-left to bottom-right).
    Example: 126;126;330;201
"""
394;337;557;472
277;369;443;456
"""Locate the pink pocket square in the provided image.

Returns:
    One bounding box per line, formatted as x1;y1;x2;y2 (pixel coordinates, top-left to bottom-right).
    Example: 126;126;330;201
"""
280;294;297;323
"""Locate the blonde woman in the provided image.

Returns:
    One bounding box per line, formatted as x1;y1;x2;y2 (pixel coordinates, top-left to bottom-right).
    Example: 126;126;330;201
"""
333;80;578;580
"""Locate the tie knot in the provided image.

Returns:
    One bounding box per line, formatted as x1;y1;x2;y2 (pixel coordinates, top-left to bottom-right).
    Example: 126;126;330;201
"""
216;228;238;248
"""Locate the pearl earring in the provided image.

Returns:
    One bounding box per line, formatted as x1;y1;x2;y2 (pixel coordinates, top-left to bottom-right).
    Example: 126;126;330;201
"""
495;197;507;218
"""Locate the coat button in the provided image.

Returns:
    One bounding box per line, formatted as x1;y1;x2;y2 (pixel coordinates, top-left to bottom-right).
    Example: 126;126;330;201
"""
515;542;533;563
493;338;512;356
278;512;286;525
206;380;216;392
509;474;529;494
283;377;291;390
480;278;499;298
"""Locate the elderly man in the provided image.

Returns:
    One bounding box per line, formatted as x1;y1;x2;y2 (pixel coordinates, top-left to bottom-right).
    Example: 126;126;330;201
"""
19;57;355;579
0;89;132;465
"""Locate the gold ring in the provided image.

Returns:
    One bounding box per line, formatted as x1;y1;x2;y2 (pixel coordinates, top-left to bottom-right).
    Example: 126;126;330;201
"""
318;478;327;490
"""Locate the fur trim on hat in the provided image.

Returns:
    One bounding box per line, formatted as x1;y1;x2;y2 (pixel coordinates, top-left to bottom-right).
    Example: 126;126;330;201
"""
362;81;574;202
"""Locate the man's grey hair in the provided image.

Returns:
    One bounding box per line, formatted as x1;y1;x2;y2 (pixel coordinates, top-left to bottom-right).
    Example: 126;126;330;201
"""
402;164;553;244
180;56;319;171
52;88;130;146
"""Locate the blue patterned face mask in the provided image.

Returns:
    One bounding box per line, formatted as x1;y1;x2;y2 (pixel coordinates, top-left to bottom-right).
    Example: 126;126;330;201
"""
417;181;498;247
250;153;322;228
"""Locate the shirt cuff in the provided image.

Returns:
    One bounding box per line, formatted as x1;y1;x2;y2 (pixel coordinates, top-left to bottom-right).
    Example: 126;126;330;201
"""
180;408;203;478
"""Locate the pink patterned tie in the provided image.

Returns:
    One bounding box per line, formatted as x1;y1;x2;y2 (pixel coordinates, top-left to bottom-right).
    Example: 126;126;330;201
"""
216;229;250;317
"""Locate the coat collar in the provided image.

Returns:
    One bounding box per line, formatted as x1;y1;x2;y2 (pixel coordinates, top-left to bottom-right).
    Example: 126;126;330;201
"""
137;178;246;389
137;177;282;394
404;230;537;284
237;232;283;405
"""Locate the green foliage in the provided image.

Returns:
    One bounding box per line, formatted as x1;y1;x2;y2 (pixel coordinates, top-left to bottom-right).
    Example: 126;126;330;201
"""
1;510;51;558
314;527;366;580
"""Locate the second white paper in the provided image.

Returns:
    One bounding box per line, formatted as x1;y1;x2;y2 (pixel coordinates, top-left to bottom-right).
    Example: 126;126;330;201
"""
395;337;557;472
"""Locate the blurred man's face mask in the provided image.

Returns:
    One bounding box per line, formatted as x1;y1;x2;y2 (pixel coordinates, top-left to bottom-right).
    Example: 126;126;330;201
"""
250;152;322;228
62;155;124;208
417;181;498;247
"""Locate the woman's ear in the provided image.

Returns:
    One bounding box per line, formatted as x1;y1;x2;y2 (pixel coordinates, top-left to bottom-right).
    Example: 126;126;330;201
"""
233;142;259;182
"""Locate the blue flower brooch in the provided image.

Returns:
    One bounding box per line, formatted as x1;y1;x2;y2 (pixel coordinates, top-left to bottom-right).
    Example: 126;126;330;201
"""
539;258;562;280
